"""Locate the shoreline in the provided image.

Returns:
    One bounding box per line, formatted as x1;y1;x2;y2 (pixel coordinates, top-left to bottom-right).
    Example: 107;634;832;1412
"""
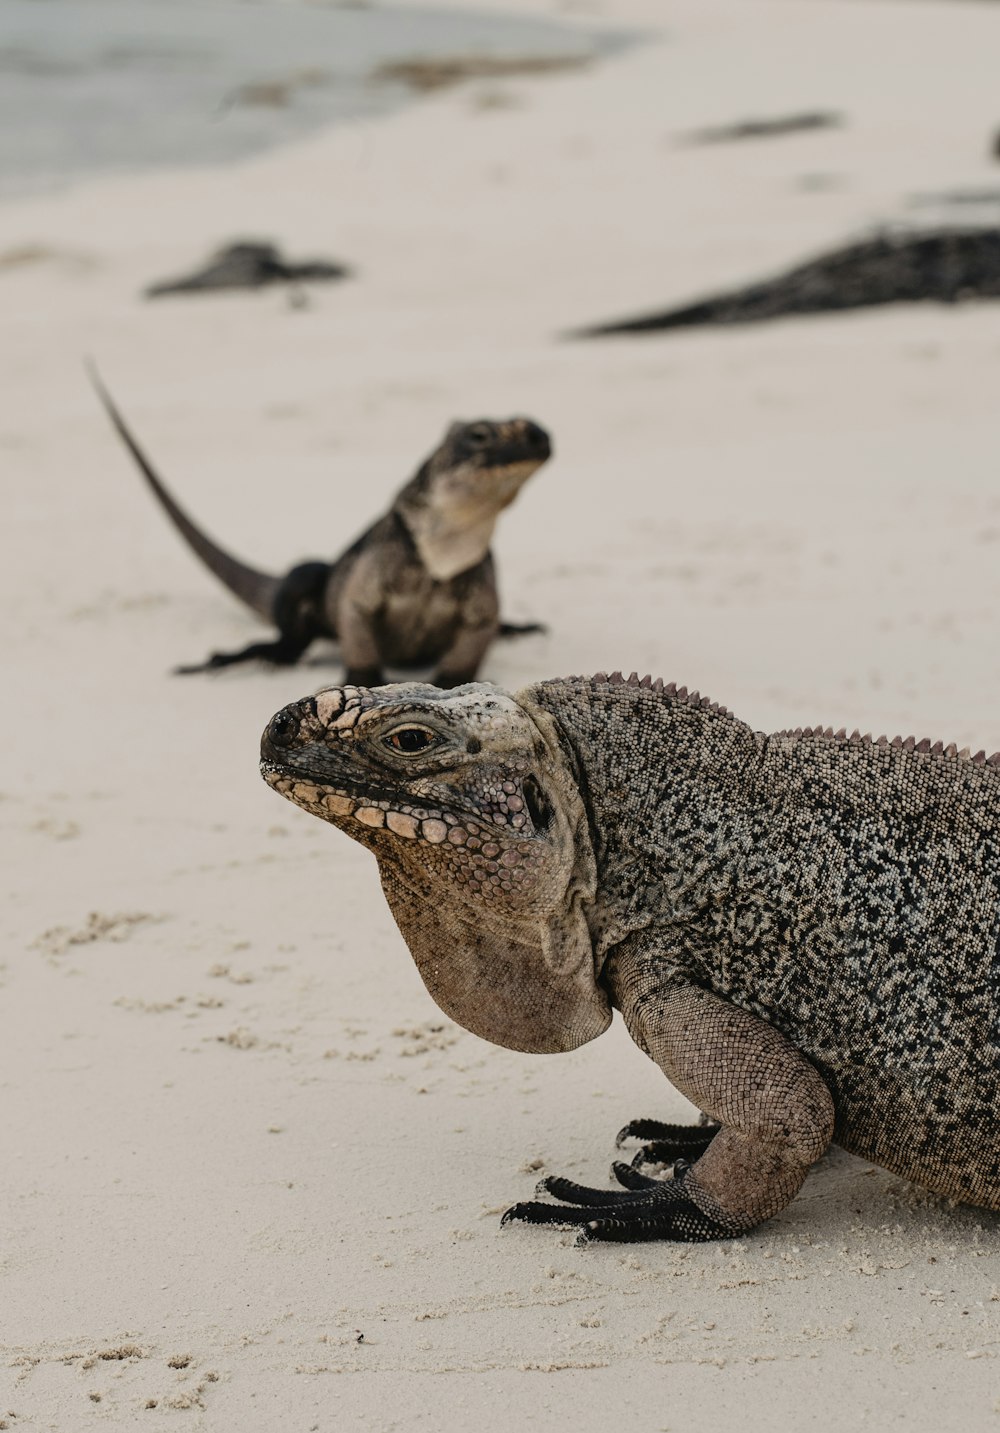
0;0;611;202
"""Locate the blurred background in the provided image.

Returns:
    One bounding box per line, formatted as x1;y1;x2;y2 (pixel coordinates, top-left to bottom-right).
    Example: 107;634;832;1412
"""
5;0;1000;1427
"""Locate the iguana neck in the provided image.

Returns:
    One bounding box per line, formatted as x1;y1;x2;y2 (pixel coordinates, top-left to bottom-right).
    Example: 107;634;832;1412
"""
395;458;535;580
377;873;609;1053
397;497;498;580
521;674;766;963
373;696;612;1053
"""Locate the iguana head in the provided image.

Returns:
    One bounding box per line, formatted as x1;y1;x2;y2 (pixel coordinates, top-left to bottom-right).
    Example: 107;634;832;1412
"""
398;418;552;579
260;681;609;1053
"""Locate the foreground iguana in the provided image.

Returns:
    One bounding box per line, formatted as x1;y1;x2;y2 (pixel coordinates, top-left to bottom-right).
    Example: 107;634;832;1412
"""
259;673;1000;1244
91;368;549;682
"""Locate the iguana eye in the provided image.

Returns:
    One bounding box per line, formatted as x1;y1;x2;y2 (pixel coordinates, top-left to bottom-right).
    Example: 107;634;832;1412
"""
465;422;493;447
384;726;436;754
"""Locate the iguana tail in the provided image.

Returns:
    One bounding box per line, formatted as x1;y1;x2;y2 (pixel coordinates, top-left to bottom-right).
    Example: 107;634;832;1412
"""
88;362;280;622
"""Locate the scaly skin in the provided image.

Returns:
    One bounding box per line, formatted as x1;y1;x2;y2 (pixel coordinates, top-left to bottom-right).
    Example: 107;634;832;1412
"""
258;673;1000;1244
90;364;550;684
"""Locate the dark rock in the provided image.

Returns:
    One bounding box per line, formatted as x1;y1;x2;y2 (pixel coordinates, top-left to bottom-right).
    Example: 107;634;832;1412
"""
683;111;843;145
576;227;1000;336
145;241;350;298
908;187;1000;209
371;52;589;94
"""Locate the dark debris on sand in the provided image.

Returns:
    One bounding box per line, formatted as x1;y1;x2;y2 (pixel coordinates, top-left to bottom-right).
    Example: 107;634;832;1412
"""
145;241;350;298
371;52;589;93
576;226;1000;336
682;111;843;145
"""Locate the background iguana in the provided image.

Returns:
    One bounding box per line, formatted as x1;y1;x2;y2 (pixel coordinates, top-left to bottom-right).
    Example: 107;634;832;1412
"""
144;240;349;297
576;227;1000;336
259;673;1000;1245
91;367;549;683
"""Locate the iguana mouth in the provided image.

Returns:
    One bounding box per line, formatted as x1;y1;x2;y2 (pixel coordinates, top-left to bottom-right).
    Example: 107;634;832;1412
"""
261;758;440;814
259;758;504;843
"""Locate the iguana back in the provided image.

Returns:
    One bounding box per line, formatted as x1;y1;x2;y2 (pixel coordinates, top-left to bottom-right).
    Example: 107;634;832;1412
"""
528;676;1000;1206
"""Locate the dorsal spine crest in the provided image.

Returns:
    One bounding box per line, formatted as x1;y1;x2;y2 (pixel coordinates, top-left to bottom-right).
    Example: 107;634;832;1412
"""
552;673;1000;771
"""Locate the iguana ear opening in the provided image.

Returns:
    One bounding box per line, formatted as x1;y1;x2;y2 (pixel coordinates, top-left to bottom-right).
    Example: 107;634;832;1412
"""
378;869;611;1053
521;775;553;832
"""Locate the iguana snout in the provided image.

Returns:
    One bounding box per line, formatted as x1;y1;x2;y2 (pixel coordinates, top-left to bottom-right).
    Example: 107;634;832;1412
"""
437;417;551;472
259;680;612;1053
424;418;552;511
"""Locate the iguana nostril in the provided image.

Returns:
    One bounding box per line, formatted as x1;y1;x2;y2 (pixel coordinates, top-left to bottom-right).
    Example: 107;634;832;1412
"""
266;709;298;749
524;421;551;458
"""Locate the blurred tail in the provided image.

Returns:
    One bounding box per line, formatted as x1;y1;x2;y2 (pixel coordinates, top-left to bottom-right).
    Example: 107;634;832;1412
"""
88;361;280;622
569;295;735;338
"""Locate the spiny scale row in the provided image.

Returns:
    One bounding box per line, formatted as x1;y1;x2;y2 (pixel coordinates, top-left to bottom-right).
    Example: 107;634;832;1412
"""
776;727;1000;766
556;671;1000;767
558;672;729;717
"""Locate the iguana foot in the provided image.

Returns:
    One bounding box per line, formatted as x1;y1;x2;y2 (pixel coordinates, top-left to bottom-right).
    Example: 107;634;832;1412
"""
501;1162;740;1245
616;1117;720;1168
343;666;385;687
498;621;547;639
432;671;479;690
175;636;309;674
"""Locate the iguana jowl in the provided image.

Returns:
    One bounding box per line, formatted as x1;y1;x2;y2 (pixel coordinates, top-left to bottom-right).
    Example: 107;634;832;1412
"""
90;367;549;683
259;673;1000;1244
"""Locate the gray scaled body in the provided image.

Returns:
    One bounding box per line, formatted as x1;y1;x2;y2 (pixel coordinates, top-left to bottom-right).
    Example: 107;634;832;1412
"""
91;366;549;684
259;673;1000;1243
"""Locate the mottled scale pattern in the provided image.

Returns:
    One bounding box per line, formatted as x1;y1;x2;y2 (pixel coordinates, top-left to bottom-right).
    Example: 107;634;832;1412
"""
529;674;1000;1207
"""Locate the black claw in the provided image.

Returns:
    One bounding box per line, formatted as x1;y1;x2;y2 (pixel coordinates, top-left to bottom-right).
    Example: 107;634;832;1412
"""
539;1176;627;1207
502;1116;737;1244
573;1215;661;1245
500;1202;530;1227
611;1160;663;1191
574;1198;738;1245
616;1118;720;1150
502;1199;604;1228
498;621;547;638
174;658;216;675
617;1118;720;1172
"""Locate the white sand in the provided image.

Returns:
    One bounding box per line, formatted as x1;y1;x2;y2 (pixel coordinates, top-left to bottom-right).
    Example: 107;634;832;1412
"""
5;0;1000;1425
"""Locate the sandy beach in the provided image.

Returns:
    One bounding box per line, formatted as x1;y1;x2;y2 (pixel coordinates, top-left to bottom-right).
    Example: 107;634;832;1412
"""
5;0;1000;1425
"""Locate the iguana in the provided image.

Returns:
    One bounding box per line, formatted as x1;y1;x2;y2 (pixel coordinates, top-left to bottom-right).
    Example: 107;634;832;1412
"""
144;241;349;297
259;673;1000;1245
576;226;1000;336
90;367;549;683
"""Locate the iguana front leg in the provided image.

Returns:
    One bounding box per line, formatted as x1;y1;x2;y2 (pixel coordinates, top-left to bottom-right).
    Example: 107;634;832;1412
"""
337;602;385;686
430;574;500;688
433;618;499;689
175;632;311;675
504;973;834;1244
332;554;386;687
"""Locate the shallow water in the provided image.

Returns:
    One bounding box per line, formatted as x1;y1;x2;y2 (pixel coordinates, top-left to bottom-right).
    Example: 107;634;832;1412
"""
0;0;607;198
